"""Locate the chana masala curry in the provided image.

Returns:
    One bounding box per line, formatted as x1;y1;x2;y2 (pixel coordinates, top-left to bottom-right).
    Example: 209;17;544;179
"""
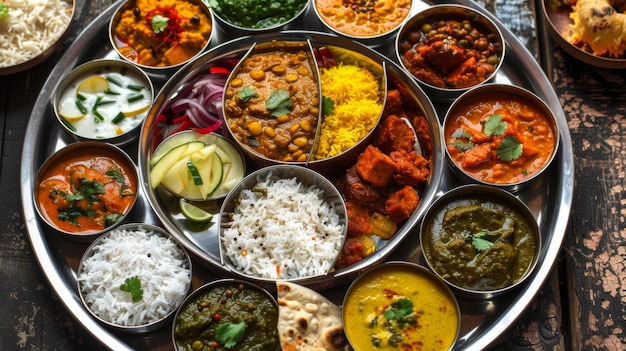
224;47;320;162
444;93;557;184
36;147;137;234
113;0;212;67
398;17;501;88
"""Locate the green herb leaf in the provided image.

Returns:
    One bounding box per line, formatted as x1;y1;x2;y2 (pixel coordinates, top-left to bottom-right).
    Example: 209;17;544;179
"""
383;298;413;321
266;89;292;117
216;322;247;348
483;114;506;136
451;140;475;151
120;277;144;302
322;96;335;117
238;86;257;102
106;169;125;184
151;15;169;34
470;230;495;251
0;3;9;18
496;135;523;162
451;127;471;139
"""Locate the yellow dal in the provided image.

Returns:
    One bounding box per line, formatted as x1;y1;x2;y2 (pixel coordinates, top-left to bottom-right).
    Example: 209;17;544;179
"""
344;265;459;351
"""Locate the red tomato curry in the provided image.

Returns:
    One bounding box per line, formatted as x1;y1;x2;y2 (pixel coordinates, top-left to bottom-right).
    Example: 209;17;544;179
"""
37;148;137;234
445;93;556;184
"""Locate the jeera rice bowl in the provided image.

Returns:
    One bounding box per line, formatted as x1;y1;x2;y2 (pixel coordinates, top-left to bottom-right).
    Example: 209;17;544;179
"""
219;165;347;281
77;223;192;332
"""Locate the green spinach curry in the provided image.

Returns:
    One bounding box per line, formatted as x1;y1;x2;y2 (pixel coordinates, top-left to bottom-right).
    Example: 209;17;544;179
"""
174;283;279;351
422;199;538;291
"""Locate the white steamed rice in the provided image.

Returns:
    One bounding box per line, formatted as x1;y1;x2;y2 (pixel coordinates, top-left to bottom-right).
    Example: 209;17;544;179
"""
77;226;191;327
222;175;345;279
0;0;73;68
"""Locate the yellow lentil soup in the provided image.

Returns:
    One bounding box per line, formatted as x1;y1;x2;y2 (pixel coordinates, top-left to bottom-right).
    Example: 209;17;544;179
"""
315;0;412;37
343;263;459;351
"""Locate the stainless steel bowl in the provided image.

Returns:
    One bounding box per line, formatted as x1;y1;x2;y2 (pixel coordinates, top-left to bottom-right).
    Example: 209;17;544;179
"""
395;4;505;103
138;31;443;291
172;279;280;351
442;83;559;193
77;223;192;333
420;184;542;299
33;141;138;242
0;0;76;76
218;164;348;286
109;0;215;74
312;0;414;47
343;261;460;350
209;0;310;37
52;58;154;146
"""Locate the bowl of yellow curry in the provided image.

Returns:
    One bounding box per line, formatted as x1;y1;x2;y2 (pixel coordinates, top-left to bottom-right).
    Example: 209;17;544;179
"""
420;184;542;298
343;261;460;350
313;0;414;47
109;0;214;72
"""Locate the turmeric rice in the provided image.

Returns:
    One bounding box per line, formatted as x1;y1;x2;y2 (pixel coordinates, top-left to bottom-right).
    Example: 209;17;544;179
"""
312;63;383;160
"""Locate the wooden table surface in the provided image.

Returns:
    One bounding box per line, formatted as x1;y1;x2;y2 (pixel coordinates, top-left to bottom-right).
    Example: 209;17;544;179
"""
1;0;624;350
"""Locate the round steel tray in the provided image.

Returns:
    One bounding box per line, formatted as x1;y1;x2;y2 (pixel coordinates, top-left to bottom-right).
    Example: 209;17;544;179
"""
20;1;574;350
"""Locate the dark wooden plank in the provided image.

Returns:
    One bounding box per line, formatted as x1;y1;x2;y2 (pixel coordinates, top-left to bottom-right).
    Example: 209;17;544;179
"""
538;10;626;350
0;1;115;350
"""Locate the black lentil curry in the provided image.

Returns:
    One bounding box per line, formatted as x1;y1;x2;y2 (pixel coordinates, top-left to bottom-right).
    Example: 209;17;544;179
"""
174;283;279;351
422;199;538;291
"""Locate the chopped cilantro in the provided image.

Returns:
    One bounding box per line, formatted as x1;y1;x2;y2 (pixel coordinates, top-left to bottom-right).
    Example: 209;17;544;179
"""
383;297;414;321
216;322;247;348
57;206;95;226
322;96;335;117
265;89;292;117
496;135;523;162
106;169;125;184
76;178;105;204
237;86;258;102
120;277;143;302
451;140;475;152
472;231;495;251
483;114;507;136
151;15;169;34
0;3;8;18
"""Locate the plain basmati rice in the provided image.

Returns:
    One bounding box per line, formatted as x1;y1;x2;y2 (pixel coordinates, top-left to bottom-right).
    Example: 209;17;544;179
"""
0;0;73;68
222;175;345;279
77;226;191;327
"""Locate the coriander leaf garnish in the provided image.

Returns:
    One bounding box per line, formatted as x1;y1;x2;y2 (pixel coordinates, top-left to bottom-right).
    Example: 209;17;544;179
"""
151;15;169;34
496;135;523;162
383;297;413;321
120;276;144;302
451;127;471;139
266;89;292;117
238;86;257;102
322;96;335;117
471;231;495;251
0;3;9;18
483;114;506;136
216;322;247;348
451;140;475;152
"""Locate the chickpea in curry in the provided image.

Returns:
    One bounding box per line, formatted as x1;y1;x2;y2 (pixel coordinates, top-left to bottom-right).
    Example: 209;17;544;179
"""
398;18;501;88
224;49;320;162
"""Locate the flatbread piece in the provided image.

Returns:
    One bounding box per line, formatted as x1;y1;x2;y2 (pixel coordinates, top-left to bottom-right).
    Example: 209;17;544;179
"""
276;281;349;351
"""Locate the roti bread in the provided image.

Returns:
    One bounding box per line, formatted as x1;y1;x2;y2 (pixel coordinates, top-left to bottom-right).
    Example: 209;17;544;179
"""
276;281;349;351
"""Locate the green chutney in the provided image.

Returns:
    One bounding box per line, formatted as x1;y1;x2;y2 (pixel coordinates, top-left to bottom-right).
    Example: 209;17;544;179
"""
174;283;279;351
208;0;308;29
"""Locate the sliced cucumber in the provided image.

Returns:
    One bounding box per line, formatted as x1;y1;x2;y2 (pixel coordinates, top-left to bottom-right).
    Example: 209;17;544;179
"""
151;133;201;165
150;141;205;188
195;152;223;199
159;157;191;194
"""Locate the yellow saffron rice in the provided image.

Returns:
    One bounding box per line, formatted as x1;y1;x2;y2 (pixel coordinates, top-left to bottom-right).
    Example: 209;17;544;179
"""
313;63;383;160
